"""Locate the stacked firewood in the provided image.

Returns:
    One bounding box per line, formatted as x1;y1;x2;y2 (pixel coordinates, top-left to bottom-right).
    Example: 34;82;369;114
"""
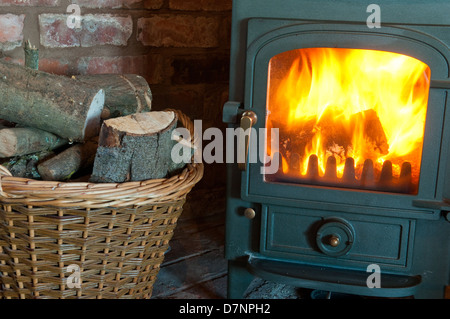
0;50;183;183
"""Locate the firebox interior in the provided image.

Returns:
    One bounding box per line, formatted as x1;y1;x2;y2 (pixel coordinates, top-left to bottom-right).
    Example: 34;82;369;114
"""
265;48;431;195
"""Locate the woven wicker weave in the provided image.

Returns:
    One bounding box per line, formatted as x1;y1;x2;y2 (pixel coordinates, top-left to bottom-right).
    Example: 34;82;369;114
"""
0;109;203;299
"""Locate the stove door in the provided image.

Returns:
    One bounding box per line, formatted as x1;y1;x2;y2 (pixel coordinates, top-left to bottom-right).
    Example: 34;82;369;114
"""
240;20;450;217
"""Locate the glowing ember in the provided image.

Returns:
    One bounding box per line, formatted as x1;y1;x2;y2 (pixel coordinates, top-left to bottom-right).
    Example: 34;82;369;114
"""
266;48;430;194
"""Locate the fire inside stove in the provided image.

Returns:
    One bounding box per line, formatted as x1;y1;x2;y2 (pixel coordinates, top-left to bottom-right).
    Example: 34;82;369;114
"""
265;48;431;194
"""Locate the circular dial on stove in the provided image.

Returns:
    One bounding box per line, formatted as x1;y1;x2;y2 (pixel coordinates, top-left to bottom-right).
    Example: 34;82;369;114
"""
316;217;355;257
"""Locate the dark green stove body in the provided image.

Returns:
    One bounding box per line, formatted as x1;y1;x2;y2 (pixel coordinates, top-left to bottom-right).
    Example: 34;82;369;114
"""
223;0;450;299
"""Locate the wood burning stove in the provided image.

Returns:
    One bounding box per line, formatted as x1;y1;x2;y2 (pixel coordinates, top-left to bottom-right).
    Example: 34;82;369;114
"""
223;0;450;299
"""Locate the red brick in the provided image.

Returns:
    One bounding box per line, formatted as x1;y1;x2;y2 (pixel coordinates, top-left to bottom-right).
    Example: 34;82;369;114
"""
137;15;220;48
1;56;23;65
170;55;230;85
39;14;132;48
77;55;164;84
38;58;71;75
0;0;59;6
169;0;232;11
152;87;204;119
72;0;148;9
219;15;231;49
67;0;164;9
2;56;71;75
144;0;163;9
0;14;24;51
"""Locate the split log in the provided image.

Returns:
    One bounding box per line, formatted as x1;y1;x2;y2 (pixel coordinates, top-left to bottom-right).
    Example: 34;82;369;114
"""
37;139;98;181
1;150;54;179
75;74;152;119
90;111;177;183
0;127;68;158
0;59;105;142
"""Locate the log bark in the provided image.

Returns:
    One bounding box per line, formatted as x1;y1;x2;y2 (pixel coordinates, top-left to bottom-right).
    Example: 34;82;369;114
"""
0;127;68;158
0;59;105;142
1;150;54;179
75;74;152;119
90;111;177;183
37;139;98;181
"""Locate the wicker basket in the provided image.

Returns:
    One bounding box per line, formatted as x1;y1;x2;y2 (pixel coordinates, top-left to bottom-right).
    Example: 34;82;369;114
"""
0;109;203;299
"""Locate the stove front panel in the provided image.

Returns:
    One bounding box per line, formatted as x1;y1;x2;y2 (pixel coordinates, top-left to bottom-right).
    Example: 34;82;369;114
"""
260;204;415;271
225;0;450;299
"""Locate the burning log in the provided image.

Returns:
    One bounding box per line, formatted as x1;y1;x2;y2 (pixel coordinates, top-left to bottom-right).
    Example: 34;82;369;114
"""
276;107;389;171
350;109;389;158
90;111;177;183
317;107;389;161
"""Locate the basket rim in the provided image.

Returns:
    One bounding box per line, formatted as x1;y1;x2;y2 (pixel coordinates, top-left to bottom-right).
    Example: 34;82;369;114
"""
0;109;204;208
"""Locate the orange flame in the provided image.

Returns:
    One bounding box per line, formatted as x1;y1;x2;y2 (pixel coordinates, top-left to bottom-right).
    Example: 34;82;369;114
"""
267;48;430;192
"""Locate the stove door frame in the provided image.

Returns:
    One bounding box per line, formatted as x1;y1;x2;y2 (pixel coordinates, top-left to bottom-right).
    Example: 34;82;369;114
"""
240;20;450;220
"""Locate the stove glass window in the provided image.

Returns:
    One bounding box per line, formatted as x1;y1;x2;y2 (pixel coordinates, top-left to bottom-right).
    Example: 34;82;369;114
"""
264;48;430;194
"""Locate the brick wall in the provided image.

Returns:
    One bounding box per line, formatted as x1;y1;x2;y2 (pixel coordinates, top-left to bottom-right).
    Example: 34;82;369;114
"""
0;0;231;190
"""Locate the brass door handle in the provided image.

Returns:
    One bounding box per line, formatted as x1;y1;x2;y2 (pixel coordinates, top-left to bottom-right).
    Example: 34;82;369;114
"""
238;111;257;171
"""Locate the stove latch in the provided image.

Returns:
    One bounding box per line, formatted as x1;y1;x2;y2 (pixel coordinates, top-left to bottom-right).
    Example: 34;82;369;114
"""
238;111;258;171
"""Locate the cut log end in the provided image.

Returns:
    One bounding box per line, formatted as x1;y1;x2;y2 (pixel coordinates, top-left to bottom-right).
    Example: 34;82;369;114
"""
90;111;178;183
82;89;105;141
76;74;152;119
105;111;175;135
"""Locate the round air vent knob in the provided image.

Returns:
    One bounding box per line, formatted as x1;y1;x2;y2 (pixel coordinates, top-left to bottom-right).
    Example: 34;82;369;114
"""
244;208;256;219
329;235;340;247
316;217;355;257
